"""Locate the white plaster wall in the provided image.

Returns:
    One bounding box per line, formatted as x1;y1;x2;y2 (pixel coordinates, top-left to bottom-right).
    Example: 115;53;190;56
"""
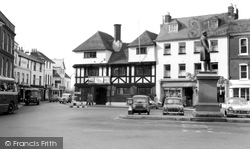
74;50;112;64
128;46;156;62
155;37;228;98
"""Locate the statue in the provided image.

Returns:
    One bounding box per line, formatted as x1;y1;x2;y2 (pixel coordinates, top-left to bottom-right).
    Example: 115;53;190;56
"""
200;31;211;71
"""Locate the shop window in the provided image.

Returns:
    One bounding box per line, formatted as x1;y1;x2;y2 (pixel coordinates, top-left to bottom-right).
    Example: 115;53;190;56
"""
194;63;201;75
86;67;99;76
117;87;130;95
135;65;151;76
138;88;151;95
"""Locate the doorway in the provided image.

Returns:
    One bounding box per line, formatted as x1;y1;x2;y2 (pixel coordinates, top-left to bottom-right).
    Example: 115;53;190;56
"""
95;87;107;105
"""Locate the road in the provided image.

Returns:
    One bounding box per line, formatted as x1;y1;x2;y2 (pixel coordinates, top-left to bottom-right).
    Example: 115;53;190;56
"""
0;101;250;149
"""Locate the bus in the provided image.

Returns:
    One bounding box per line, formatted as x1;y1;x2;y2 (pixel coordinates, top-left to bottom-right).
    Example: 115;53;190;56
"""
0;76;19;114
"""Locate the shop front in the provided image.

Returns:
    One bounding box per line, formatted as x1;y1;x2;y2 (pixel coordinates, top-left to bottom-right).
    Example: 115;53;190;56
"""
161;79;197;107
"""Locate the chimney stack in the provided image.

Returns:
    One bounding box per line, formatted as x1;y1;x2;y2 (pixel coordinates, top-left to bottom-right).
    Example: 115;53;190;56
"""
165;12;171;23
114;24;121;41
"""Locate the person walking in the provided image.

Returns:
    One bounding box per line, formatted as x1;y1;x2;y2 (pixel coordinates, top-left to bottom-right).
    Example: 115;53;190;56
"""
154;94;159;109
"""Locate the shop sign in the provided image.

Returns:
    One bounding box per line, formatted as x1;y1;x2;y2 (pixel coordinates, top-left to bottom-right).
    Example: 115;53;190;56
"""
88;76;110;84
162;82;196;88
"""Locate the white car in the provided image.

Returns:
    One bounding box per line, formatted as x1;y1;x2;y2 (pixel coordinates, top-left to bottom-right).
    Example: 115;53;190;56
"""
221;97;250;117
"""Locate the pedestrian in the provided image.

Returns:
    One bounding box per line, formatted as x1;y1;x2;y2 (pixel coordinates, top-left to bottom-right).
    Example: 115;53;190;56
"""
200;31;211;71
162;95;166;107
154;94;159;109
86;93;93;106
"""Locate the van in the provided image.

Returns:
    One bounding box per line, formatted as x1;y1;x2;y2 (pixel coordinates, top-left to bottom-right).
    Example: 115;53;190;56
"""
24;88;41;105
59;93;72;104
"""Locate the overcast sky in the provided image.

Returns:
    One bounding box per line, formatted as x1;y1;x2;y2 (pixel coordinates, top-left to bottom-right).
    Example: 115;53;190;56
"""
1;0;249;86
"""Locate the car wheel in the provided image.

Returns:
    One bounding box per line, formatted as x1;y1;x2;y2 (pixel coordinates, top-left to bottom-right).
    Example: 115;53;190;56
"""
224;111;228;117
147;111;150;115
163;113;166;115
25;102;29;105
37;101;40;105
8;102;15;114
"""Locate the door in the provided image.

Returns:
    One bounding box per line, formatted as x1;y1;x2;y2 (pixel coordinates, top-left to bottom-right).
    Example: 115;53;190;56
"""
95;87;107;105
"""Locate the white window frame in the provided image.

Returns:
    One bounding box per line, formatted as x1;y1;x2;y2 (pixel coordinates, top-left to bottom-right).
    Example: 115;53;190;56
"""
164;43;171;55
239;63;248;80
239;38;248;55
169;24;178;32
178;64;186;78
164;64;171;78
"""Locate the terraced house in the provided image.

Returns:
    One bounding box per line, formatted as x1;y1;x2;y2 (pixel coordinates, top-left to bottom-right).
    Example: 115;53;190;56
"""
72;5;250;106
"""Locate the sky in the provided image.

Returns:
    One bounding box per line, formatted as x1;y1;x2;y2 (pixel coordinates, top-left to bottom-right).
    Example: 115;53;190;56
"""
1;0;250;87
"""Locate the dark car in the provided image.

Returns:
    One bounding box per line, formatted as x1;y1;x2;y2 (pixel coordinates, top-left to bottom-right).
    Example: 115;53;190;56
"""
162;97;184;115
128;95;150;115
24;88;41;105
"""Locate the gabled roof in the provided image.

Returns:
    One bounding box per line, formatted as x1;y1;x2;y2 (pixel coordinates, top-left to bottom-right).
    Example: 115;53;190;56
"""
30;51;55;63
52;59;66;69
156;13;231;42
108;43;129;64
17;50;44;63
228;19;250;34
128;30;158;47
72;31;114;52
53;72;61;78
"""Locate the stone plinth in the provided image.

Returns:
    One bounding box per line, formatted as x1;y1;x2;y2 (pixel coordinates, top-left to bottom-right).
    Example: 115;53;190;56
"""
193;71;223;117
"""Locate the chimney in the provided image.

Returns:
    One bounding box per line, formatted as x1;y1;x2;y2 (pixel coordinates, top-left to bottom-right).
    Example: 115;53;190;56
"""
165;12;171;23
234;5;239;19
228;4;234;18
114;24;121;41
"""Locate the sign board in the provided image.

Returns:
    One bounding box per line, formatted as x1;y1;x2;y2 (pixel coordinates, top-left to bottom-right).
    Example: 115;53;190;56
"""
88;76;110;84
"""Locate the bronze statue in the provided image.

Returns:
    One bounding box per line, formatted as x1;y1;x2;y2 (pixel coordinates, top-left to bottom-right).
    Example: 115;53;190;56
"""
200;31;211;71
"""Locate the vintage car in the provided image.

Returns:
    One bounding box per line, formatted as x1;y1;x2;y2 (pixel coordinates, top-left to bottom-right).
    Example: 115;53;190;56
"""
59;93;72;104
162;97;184;115
49;94;60;102
24;88;41;105
220;97;250;117
128;95;150;115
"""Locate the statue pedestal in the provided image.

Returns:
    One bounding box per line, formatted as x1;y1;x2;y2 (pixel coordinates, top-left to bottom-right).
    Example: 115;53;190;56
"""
193;71;223;117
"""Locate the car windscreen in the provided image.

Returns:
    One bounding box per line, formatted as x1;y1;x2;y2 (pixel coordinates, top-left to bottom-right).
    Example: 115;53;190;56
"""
165;99;181;104
228;99;247;105
133;97;147;103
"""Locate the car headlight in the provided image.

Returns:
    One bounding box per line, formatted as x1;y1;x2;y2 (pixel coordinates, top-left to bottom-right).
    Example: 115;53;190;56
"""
228;107;233;111
143;104;146;108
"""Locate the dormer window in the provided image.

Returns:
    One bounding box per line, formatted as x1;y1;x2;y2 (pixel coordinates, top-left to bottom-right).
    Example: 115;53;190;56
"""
84;52;96;58
136;47;147;54
169;24;178;32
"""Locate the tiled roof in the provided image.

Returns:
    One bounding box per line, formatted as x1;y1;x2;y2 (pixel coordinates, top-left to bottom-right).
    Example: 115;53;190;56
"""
108;43;129;64
17;51;44;63
72;31;114;52
30;51;55;63
128;30;158;47
228;19;250;33
156;13;231;42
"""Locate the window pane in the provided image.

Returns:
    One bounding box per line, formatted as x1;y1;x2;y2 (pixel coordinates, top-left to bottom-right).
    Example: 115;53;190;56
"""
164;44;171;54
179;42;186;54
233;88;239;97
194;41;202;53
210;40;218;52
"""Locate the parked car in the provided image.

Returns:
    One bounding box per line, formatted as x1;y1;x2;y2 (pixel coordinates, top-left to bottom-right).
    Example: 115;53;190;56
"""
24;88;41;105
162;97;184;115
220;97;250;117
49;95;60;102
59;93;72;104
128;95;150;115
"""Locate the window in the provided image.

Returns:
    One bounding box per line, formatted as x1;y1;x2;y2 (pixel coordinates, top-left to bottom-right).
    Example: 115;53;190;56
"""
86;67;99;76
6;60;8;77
136;47;147;54
39;63;42;72
2;31;5;50
169;24;178;32
27;60;29;69
194;63;201;75
33;75;36;85
9;62;12;78
33;62;36;71
138;88;151;95
233;88;250;101
210;40;218;52
240;64;248;80
164;44;171;55
239;38;248;55
39;76;42;85
194;41;202;53
6;34;9;52
26;74;29;84
22;73;24;83
84;52;96;58
111;66;126;76
18;56;21;66
164;65;171;78
135;65;151;76
1;58;3;76
17;72;20;83
211;62;218;72
179;42;186;54
178;64;186;78
117;87;130;95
